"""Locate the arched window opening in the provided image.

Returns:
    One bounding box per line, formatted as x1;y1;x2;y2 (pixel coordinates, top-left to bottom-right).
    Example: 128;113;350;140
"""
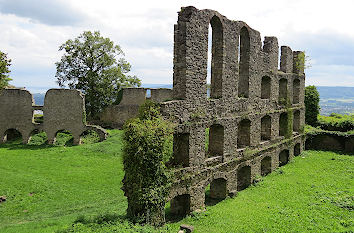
261;76;271;99
261;156;272;176
207;124;224;157
173;133;190;167
207;16;223;99
279;78;288;104
294;143;301;156
261;115;271;141
54;130;73;146
279;149;289;167
205;178;227;206
28;129;47;145
293;110;300;133
238;26;250;98
238;119;251;148
3;128;22;143
167;194;190;220
293;79;300;104
237;165;251;191
279;113;288;137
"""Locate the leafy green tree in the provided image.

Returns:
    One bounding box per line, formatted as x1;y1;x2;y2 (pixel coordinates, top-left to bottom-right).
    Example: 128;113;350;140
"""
0;51;12;89
55;31;141;120
305;85;320;126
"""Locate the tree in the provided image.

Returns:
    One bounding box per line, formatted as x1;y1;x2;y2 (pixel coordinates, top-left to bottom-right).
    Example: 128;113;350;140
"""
0;51;12;89
305;85;320;126
55;31;141;120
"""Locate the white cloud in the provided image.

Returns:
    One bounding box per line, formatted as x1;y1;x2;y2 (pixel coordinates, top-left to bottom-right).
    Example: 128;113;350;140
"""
0;0;353;90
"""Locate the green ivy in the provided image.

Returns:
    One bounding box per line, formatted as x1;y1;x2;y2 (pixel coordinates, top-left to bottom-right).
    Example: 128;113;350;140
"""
122;101;174;226
305;86;320;126
286;96;293;138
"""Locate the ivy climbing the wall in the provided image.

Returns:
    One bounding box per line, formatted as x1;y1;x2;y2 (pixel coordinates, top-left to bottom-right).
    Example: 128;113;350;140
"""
305;85;320;126
122;101;174;226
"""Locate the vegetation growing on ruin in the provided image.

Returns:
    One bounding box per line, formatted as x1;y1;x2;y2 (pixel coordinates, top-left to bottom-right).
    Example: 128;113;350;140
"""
286;99;294;139
305;85;320;126
0;50;12;89
0;135;352;232
122;101;174;226
293;51;311;72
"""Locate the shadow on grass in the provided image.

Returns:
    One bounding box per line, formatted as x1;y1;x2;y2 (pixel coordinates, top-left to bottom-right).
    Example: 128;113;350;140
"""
205;196;224;207
74;213;127;225
165;206;185;223
0;139;75;151
57;213;128;233
204;187;224;207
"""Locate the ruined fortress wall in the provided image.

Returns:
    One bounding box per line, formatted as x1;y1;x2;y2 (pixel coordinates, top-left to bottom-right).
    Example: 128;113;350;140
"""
160;6;306;214
0;88;107;145
0;89;36;143
150;88;172;102
43;89;87;145
306;133;354;153
100;88;172;128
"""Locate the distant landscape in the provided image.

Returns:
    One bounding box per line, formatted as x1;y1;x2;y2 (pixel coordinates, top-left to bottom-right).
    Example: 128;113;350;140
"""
316;86;354;115
32;85;354;115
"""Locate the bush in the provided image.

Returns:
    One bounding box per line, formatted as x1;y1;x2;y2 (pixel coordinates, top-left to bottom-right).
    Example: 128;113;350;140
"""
28;132;47;145
122;101;173;226
305;86;320;126
318;114;354;132
80;130;100;144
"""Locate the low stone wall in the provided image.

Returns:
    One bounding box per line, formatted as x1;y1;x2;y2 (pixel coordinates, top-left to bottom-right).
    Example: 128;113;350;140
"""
100;88;172;128
0;88;107;145
306;132;354;153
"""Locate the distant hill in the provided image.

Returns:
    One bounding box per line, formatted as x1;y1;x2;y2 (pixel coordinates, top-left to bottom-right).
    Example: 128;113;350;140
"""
316;86;354;100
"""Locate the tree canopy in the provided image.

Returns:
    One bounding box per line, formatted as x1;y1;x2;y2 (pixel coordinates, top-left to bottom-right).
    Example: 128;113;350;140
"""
55;31;141;119
0;51;12;89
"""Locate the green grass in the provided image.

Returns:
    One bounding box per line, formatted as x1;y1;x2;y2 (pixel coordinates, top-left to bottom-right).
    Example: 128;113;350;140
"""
0;130;126;233
0;130;353;232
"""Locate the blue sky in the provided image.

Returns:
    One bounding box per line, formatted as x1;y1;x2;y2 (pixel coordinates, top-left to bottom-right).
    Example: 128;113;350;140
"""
0;0;353;93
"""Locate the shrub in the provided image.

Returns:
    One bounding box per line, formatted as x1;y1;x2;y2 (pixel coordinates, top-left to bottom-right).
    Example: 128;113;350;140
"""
122;101;174;226
318;114;354;132
305;86;320;126
80;130;100;144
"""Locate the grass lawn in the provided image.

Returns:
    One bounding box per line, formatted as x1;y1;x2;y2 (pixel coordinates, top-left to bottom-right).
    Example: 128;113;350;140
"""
0;130;353;232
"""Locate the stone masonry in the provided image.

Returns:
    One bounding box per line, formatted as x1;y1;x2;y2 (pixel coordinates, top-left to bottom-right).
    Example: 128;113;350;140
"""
0;88;107;145
157;7;306;217
100;88;172;128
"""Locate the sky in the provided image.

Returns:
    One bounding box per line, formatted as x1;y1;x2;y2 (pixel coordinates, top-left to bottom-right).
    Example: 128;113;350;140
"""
0;0;353;93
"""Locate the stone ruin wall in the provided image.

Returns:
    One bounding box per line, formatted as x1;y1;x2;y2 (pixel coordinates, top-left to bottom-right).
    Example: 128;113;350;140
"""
100;88;172;128
306;133;354;153
0;88;107;145
157;7;306;216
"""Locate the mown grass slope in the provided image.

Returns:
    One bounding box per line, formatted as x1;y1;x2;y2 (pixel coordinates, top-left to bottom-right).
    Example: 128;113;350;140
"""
0;130;353;232
0;130;126;233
